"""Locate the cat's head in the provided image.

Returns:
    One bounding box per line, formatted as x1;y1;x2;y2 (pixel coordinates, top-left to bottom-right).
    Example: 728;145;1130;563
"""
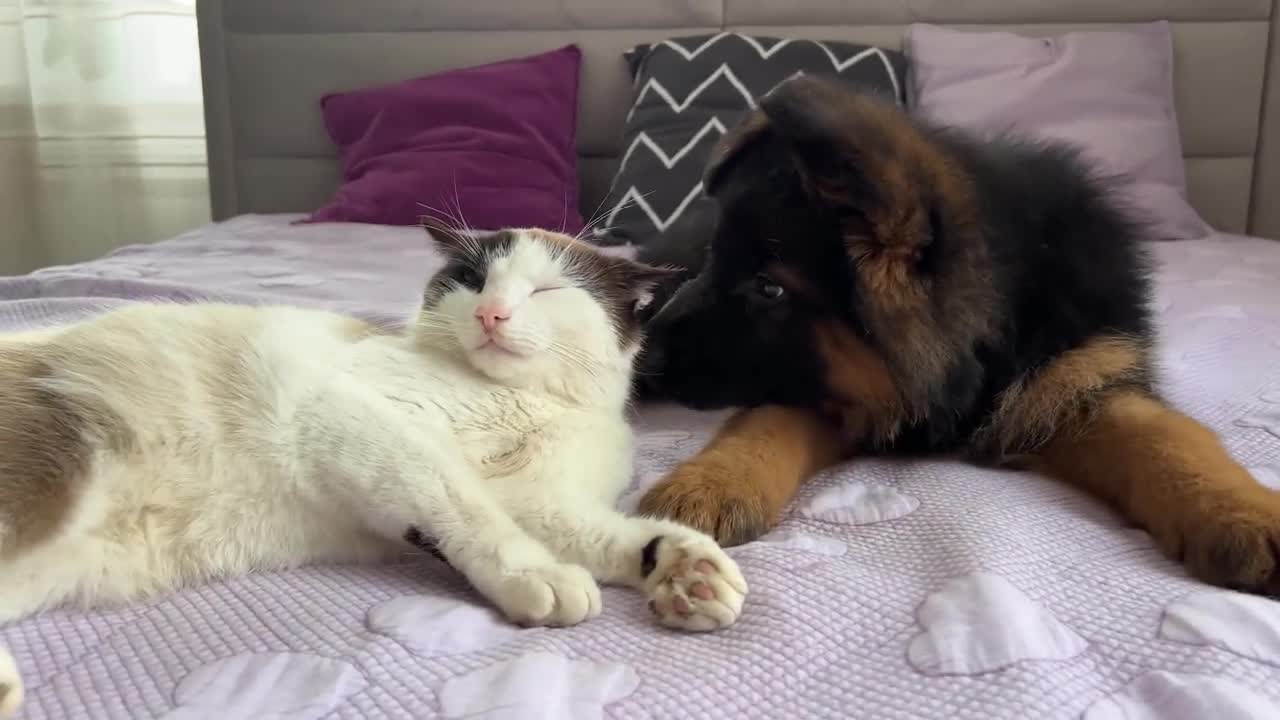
418;220;676;396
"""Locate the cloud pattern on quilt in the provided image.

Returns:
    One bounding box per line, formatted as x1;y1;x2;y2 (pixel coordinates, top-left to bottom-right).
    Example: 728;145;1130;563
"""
367;596;519;656
1081;672;1277;720
1237;403;1280;439
164;653;366;720
907;572;1087;675
800;482;920;525
753;530;847;557
1160;590;1280;666
439;652;639;720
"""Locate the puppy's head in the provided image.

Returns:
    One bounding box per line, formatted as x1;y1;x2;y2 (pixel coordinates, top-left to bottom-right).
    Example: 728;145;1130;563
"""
641;76;995;439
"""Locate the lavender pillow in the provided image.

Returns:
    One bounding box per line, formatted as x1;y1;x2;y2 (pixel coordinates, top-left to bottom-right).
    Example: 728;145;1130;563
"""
906;22;1212;241
307;45;584;233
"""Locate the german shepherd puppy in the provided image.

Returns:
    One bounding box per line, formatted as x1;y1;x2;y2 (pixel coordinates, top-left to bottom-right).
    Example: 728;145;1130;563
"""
634;75;1280;595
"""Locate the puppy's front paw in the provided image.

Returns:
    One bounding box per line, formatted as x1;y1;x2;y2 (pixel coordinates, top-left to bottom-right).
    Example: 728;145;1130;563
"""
639;461;772;546
492;563;602;628
0;647;22;719
1151;486;1280;594
643;534;748;632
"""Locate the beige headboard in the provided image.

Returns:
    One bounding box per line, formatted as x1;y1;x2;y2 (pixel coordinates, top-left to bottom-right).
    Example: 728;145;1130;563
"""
197;0;1280;238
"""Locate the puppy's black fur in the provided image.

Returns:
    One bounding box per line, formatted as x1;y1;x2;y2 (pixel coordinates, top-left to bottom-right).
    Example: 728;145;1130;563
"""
635;77;1280;597
637;76;1155;458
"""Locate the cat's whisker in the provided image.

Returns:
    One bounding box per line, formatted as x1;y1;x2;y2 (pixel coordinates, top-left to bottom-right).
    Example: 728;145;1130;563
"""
416;202;467;234
575;189;656;243
558;186;571;235
412;319;456;334
548;342;607;382
416;202;471;245
446;179;487;257
575;190;619;243
416;203;457;228
418;201;486;260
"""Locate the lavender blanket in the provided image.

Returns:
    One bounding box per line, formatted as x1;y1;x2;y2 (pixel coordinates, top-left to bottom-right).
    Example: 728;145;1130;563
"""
4;214;1280;720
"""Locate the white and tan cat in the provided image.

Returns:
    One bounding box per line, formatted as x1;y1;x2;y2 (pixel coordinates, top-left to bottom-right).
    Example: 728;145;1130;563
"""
0;225;747;717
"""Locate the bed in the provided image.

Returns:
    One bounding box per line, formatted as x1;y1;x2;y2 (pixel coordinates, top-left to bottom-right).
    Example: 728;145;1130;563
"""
3;1;1280;718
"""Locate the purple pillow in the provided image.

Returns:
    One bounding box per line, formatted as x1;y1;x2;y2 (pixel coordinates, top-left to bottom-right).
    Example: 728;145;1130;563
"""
307;45;584;233
906;22;1212;241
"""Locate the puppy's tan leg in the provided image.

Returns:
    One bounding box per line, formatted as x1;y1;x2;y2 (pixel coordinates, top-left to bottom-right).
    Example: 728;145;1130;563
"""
1035;392;1280;592
639;405;844;546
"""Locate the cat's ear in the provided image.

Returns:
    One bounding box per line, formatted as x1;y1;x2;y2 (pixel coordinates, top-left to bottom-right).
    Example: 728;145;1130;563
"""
420;216;471;257
620;262;682;303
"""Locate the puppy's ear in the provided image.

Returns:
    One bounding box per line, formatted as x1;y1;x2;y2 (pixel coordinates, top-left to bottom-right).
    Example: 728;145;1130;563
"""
702;111;772;197
761;76;945;279
420;216;472;258
756;75;877;206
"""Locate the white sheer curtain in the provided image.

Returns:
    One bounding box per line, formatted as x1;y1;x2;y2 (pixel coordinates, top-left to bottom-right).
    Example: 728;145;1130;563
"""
0;0;209;275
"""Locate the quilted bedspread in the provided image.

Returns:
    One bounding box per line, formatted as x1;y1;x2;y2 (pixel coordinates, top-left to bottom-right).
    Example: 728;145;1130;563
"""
3;214;1280;719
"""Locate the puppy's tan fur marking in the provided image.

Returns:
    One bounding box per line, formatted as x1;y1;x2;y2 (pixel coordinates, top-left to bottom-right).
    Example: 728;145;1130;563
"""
638;406;844;546
1035;392;1280;591
811;321;905;445
776;86;998;421
975;335;1148;462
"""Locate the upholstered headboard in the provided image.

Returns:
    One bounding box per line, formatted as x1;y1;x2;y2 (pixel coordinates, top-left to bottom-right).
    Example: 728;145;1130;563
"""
197;0;1280;238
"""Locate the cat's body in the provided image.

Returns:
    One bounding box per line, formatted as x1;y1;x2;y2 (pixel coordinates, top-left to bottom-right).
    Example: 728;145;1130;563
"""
0;227;746;718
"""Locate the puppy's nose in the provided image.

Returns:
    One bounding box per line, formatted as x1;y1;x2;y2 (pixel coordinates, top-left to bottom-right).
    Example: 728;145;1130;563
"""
475;304;511;333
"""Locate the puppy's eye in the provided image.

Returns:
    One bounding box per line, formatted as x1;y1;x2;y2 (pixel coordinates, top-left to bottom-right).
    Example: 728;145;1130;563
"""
755;275;786;301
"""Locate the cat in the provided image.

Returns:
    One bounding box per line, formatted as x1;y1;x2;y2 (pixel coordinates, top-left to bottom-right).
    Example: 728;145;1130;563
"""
0;223;748;717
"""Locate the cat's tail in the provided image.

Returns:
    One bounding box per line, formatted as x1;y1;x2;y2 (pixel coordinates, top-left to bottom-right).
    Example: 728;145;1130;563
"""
0;645;21;719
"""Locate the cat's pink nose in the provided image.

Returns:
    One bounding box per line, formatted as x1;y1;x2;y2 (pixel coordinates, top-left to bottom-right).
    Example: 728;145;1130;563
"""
475;304;511;333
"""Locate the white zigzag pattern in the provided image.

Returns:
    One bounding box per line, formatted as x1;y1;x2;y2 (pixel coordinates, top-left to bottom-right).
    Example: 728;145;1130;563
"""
656;32;893;83
604;182;705;234
627;49;900;122
618;117;727;173
739;35;793;59
626;64;755;122
608;35;903;235
821;46;901;99
655;33;728;60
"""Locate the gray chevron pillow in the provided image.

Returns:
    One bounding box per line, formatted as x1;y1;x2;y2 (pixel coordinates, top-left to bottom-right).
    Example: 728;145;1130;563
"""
592;33;908;248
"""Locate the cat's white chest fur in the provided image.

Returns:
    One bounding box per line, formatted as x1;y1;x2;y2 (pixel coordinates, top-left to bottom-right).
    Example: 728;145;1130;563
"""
341;338;580;486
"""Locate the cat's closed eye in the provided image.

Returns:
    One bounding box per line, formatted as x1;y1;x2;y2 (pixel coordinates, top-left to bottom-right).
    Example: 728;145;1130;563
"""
532;286;566;294
454;266;484;290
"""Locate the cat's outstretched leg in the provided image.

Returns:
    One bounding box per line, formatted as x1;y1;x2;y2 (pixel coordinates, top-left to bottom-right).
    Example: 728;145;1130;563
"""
430;512;602;629
0;646;20;719
520;508;747;632
298;388;600;628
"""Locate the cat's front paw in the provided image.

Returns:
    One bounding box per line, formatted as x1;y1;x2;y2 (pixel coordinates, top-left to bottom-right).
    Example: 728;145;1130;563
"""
493;563;602;628
0;647;22;719
643;534;748;632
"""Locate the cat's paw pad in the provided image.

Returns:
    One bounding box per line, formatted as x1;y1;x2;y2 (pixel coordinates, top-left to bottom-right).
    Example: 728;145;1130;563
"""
644;535;748;632
0;648;22;719
494;563;602;628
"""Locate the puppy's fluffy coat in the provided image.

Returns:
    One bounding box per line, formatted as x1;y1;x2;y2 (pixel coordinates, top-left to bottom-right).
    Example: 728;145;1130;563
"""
636;75;1280;596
